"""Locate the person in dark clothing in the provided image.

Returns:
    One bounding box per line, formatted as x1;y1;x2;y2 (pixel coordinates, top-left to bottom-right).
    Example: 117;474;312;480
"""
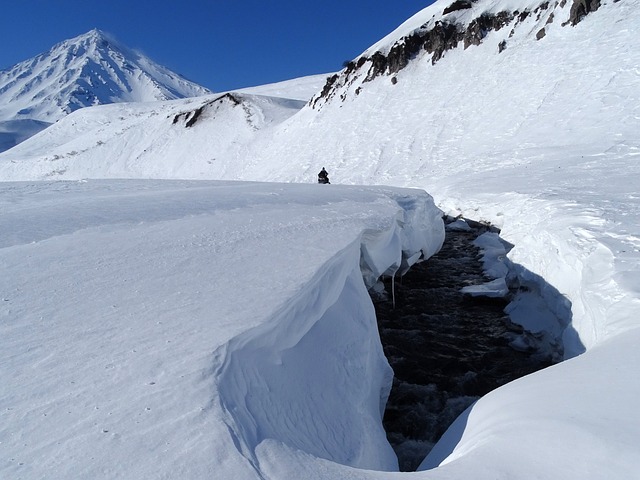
318;167;330;184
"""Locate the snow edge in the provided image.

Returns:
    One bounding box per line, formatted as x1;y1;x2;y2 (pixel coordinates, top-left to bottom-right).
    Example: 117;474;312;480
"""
214;193;444;472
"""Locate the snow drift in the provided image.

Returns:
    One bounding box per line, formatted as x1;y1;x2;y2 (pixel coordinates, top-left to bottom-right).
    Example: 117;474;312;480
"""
0;180;444;478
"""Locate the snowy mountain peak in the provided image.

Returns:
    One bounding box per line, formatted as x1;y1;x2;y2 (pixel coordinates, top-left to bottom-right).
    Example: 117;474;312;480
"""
56;27;109;49
0;28;212;124
50;29;124;63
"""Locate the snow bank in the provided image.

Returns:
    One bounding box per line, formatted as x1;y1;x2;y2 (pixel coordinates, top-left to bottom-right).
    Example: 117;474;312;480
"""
417;190;640;478
0;180;444;479
0;92;305;181
216;244;397;471
215;185;443;473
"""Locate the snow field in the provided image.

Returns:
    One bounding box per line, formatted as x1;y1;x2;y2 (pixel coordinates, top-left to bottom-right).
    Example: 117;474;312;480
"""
0;92;304;181
0;180;444;478
1;0;640;478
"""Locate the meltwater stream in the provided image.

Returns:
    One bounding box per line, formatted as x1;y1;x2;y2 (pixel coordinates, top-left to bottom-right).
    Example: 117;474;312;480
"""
371;217;557;471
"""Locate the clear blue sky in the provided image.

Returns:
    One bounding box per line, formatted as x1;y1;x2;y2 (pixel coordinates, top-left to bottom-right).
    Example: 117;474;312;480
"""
0;0;435;92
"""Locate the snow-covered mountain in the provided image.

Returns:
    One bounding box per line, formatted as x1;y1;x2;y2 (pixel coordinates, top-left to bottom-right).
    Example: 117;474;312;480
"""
2;0;640;479
0;28;211;151
1;0;632;187
0;28;211;120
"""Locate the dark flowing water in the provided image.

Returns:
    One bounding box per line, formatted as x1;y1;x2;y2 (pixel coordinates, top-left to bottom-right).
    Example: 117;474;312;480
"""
371;217;556;471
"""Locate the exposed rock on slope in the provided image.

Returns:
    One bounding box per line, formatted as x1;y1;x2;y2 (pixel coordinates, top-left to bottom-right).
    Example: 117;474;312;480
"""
568;0;601;25
311;0;604;109
0;92;306;180
172;94;242;128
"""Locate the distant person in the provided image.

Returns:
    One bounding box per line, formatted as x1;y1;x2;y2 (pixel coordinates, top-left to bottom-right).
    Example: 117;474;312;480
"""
318;167;330;184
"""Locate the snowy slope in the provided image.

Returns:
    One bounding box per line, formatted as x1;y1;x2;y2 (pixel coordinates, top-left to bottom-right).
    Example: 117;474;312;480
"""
0;92;305;179
236;73;332;101
2;0;640;478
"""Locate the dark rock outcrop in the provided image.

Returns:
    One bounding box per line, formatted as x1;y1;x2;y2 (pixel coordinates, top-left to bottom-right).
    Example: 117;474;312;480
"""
363;23;462;82
309;74;339;108
568;0;601;25
463;12;514;48
443;0;474;15
534;1;551;20
310;0;609;109
310;10;517;108
172;93;241;127
423;22;464;64
518;10;531;22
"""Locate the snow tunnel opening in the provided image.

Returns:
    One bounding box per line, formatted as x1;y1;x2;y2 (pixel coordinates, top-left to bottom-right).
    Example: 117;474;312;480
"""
370;215;577;472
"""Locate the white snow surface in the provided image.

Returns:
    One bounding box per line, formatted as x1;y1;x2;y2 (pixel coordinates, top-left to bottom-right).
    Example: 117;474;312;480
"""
2;0;640;478
0;180;443;478
236;73;332;101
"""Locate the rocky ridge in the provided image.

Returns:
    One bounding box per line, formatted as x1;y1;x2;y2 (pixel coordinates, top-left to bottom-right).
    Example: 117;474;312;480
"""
310;0;602;109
